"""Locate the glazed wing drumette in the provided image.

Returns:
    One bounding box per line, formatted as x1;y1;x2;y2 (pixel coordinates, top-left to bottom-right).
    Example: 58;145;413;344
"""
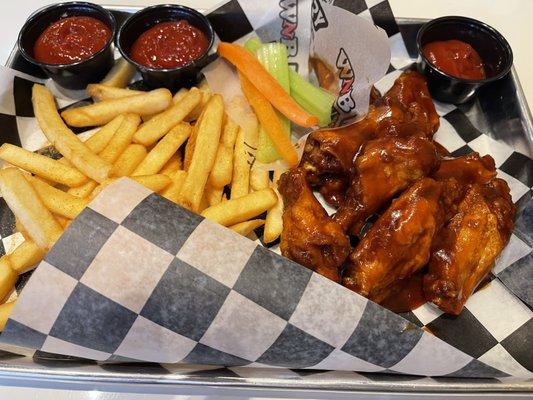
343;178;444;303
424;178;515;315
377;70;440;137
334;135;440;234
278;168;350;282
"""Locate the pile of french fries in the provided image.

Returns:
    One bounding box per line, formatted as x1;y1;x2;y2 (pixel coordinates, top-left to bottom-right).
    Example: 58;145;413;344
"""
0;59;286;331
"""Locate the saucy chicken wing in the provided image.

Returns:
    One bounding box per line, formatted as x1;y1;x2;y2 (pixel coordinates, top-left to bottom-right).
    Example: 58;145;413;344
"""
343;178;444;303
334;135;440;234
424;178;515;314
278;168;350;282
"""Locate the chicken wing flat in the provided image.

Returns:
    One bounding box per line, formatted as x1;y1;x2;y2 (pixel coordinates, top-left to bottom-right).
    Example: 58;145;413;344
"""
334;135;440;234
432;152;497;219
278;168;350;282
424;178;515;314
343;178;444;303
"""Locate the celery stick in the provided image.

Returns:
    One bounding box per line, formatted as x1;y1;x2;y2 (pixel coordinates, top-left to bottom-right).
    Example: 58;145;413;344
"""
244;37;263;53
256;43;291;163
289;69;334;127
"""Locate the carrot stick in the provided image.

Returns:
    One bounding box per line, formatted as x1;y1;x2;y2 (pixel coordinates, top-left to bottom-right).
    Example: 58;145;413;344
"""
218;42;319;128
239;72;298;167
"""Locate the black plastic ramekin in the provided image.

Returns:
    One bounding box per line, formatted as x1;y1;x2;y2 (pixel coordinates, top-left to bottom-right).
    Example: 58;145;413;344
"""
18;2;116;90
416;16;513;104
116;4;214;91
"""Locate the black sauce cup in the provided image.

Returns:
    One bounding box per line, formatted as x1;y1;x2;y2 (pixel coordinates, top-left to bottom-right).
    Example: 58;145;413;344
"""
416;16;513;104
18;2;116;90
116;5;215;91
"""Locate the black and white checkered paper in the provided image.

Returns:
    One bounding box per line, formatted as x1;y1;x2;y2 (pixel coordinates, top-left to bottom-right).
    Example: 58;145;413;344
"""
0;0;531;380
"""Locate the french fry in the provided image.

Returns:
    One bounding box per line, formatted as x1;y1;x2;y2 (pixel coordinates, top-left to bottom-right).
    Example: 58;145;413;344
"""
250;167;270;191
99;113;141;164
230;129;250;199
162;170;187;203
110;144;147;177
178;95;224;211
0;257;17;301
68;180;98;198
229;219;265;236
209;118;238;189
0;168;62;249
205;184;223;206
132;123;191;176
133;89;201;146
87;84;143;101
32;84;112;183
0;144;87;187
58;115;125;166
61;88;172;127
263;169;285;243
160;154;182;176
0;300;16;332
201;188;277;226
132;174;171;193
6;240;45;274
25;175;89;219
167;87;211;123
15;218;29;240
100;57;136;88
183;120;199;171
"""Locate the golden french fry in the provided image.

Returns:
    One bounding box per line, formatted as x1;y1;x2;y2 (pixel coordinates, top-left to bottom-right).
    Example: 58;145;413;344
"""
263;169;285;244
25;175;89;219
229;219;265;236
54;215;72;229
172;87;189;104
6;240;44;274
183;89;211;122
110;144;147;177
132;174;171;193
205;184;224;206
209;118;238;189
179;95;224;211
132;123;191;176
133;89;201;146
32;84;112;183
100;57;136;88
0;168;62;249
0;257;17;302
68;180;98;198
230;129;250;199
58;115;125;166
183;120;199;171
99;113;141;164
201;188;277;226
15;218;30;240
0;144;87;187
61;88;172;127
87;84;143;101
0;300;16;332
250;167;270;191
162;170;187;203
160;154;182;176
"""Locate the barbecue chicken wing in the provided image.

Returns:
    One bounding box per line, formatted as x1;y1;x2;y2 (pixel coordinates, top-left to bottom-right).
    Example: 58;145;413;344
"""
343;178;444;303
424;178;515;314
334;135;440;234
278;168;350;282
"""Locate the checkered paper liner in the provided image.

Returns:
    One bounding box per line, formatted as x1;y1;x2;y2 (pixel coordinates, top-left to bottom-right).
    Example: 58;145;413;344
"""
0;0;530;379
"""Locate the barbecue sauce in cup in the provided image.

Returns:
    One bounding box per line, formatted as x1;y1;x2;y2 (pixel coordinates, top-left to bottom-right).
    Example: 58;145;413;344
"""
422;39;486;80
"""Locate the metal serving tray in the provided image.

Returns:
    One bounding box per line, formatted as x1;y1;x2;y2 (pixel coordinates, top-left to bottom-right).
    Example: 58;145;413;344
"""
1;6;532;395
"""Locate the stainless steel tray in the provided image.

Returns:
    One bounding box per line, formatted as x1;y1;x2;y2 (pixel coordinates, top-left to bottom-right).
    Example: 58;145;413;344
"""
1;7;532;394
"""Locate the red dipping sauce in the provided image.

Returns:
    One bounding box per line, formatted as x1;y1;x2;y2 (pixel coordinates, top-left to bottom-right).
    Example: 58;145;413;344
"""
33;16;111;65
423;39;486;80
130;20;209;69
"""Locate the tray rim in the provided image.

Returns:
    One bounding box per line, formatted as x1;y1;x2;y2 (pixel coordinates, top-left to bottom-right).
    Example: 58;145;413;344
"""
1;7;532;393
